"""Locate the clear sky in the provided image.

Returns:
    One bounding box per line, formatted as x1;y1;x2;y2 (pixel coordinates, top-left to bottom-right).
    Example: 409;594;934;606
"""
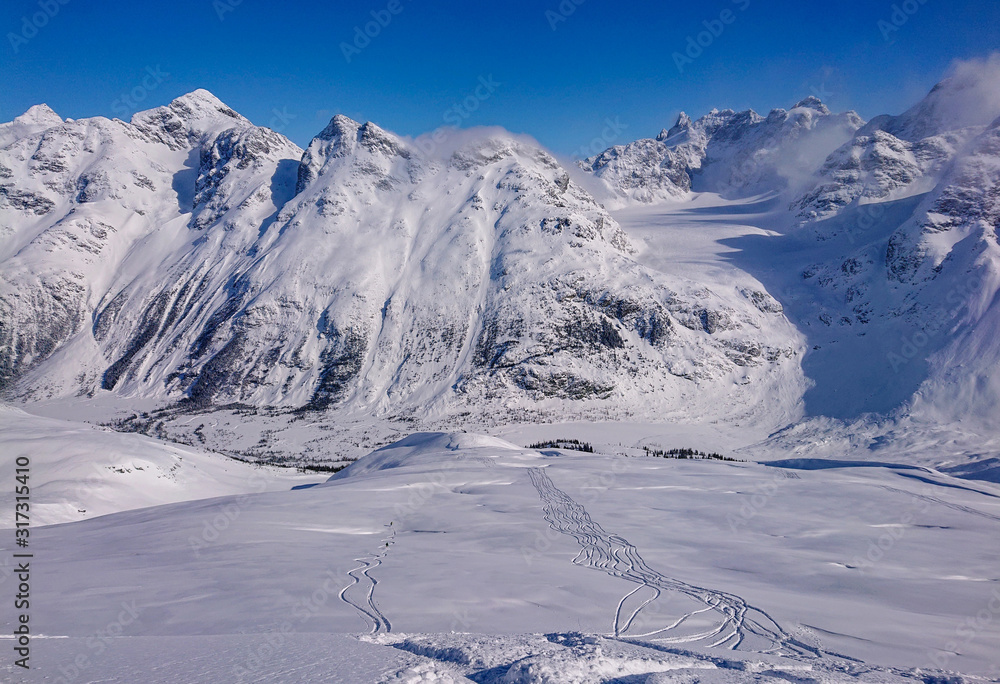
2;0;999;155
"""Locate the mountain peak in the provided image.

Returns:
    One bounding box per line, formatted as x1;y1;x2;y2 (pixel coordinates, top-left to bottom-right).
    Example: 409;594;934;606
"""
317;114;362;141
13;103;62;127
164;89;244;121
665;112;693;139
358;120;410;158
792;96;830;114
359;120;390;139
864;58;1000;141
0;103;64;148
172;88;223;105
310;116;408;159
129;89;248;150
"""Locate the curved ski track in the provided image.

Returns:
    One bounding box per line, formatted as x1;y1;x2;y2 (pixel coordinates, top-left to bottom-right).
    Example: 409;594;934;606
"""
339;526;395;634
526;467;819;657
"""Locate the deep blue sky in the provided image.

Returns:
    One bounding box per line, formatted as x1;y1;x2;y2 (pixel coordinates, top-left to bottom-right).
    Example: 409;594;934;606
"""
2;0;999;155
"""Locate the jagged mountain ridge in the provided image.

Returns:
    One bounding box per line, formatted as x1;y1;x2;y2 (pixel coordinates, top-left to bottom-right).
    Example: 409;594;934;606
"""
0;91;801;425
580;96;865;207
790;73;1000;224
0;90;298;397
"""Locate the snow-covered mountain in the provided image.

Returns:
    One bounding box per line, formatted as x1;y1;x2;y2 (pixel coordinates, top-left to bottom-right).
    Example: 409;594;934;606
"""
0;90;279;397
579;96;864;206
5;65;1000;683
792;60;1000;223
576;58;1000;443
0;93;800;426
0;103;63;149
774;61;1000;432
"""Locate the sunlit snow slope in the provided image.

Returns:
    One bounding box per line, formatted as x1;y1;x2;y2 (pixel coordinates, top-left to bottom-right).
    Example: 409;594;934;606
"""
0;405;324;526
3;433;997;682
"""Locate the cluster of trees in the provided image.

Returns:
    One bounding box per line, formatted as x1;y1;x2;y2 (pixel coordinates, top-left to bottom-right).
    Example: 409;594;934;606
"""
642;446;739;462
527;438;596;453
296;462;352;474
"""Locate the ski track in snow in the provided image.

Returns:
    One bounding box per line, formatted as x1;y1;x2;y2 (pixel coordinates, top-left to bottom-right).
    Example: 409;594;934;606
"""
460;453;497;469
879;485;1000;523
526;467;819;658
339;525;396;634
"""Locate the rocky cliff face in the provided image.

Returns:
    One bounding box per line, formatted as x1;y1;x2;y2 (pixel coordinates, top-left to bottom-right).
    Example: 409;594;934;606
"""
0;90;294;398
775;65;1000;424
787;70;1000;335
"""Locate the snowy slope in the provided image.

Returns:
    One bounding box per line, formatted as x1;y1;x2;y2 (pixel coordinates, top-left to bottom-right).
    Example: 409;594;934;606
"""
767;59;1000;432
0;404;323;526
0;104;62;150
3;432;998;682
792;56;1000;224
881;116;1000;430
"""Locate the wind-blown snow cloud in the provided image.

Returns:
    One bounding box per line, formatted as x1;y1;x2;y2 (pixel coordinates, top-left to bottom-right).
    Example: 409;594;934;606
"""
407;125;544;161
924;52;1000;131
